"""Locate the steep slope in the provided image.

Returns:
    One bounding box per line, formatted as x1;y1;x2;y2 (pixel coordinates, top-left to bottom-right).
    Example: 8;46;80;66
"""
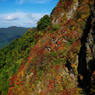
0;0;95;95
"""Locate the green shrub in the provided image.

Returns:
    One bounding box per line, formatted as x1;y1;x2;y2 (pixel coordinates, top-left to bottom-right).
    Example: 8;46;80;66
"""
53;59;61;65
52;24;60;31
37;15;50;31
50;52;57;57
23;48;30;58
68;38;73;45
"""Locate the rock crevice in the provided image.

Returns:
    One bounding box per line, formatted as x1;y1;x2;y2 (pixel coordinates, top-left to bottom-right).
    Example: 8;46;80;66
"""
78;3;95;90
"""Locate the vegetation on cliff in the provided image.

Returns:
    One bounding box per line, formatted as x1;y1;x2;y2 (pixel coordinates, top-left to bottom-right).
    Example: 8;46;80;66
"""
0;0;95;95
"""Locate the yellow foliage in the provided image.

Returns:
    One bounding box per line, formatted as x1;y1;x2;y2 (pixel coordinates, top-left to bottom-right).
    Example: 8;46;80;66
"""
81;14;87;19
59;85;63;91
21;92;25;95
21;71;24;76
77;19;82;22
70;52;74;59
32;84;35;89
71;64;75;68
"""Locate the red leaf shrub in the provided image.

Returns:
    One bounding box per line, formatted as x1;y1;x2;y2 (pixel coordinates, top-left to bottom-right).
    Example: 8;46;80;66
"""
65;1;72;7
55;65;60;71
34;33;39;39
52;35;56;39
16;82;20;85
56;8;60;12
9;75;17;86
74;33;79;38
61;28;66;33
63;65;65;68
57;41;61;45
37;48;44;55
47;79;54;90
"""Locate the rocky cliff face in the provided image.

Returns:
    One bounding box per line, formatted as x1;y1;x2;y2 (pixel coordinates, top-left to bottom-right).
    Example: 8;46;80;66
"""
50;0;95;94
78;3;95;93
52;0;79;25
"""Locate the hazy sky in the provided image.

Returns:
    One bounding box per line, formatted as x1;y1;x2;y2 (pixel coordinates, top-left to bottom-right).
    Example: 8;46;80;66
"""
0;0;59;28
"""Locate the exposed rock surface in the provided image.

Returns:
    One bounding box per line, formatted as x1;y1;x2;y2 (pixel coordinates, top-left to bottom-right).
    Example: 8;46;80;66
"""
78;2;95;92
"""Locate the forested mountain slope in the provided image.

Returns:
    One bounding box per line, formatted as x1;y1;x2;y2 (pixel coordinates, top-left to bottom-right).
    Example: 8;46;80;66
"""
0;0;95;95
0;26;29;49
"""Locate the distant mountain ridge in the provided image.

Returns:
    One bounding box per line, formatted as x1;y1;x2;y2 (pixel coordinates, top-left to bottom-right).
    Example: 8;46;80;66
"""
0;26;30;49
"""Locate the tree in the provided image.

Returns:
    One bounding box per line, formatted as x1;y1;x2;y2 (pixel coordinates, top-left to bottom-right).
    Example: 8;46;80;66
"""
37;15;50;31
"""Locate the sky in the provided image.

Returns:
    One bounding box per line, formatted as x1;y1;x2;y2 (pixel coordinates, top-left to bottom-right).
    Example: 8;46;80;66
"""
0;0;59;28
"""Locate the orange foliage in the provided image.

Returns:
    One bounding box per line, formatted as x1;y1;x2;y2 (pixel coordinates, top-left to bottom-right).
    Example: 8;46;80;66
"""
39;91;44;95
16;82;20;85
92;71;95;77
59;47;64;50
60;43;64;47
61;87;71;95
60;18;64;22
56;76;60;83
